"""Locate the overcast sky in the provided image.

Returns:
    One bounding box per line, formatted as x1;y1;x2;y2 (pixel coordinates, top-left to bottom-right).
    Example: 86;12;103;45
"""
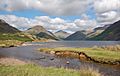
0;0;120;33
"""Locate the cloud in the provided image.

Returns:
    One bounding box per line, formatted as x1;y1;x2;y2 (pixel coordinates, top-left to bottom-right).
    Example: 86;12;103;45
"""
97;11;120;24
0;14;99;32
94;0;120;13
0;0;120;32
0;0;92;16
0;15;31;30
74;19;98;30
93;0;120;25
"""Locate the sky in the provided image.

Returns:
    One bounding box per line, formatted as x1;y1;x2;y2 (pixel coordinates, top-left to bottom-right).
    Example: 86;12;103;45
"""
0;0;120;33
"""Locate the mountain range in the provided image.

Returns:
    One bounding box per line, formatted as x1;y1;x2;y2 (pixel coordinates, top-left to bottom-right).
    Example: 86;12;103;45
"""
0;19;120;41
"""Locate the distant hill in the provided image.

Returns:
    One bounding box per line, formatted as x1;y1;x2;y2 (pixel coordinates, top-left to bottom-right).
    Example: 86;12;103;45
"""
64;31;86;40
25;25;58;40
92;20;120;41
0;19;20;33
54;30;70;39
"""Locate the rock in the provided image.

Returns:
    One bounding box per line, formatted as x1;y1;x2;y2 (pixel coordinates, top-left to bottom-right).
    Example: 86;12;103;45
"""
79;52;88;60
50;58;54;60
35;56;45;60
66;61;70;64
9;45;15;47
50;51;55;54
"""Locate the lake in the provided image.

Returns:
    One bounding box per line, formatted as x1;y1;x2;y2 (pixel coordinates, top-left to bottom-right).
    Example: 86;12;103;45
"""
0;41;120;76
25;41;120;48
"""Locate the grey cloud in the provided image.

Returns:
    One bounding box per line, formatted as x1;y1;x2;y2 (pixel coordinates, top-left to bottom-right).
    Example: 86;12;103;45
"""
0;0;92;16
93;0;120;25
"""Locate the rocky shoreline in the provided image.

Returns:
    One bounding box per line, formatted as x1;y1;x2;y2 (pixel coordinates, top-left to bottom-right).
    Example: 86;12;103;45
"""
40;50;120;65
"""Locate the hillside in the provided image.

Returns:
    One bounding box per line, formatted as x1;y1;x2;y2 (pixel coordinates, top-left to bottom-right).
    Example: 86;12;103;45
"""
92;20;120;41
64;31;86;40
25;25;58;40
54;30;70;39
87;25;110;38
0;19;32;41
36;32;57;40
0;19;20;33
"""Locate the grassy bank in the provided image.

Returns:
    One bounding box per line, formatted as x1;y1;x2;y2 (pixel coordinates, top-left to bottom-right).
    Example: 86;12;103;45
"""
0;33;33;47
39;46;120;64
0;64;102;76
0;40;23;47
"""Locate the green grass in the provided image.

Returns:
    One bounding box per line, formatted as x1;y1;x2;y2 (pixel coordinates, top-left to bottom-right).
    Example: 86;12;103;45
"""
0;33;32;42
39;47;120;61
0;64;102;76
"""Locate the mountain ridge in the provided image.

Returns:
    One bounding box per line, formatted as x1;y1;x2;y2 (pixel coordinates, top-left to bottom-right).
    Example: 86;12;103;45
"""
0;19;20;33
92;20;120;41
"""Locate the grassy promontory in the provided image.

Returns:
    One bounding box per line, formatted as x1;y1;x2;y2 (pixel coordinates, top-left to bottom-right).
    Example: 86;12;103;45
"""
39;45;120;65
0;33;33;48
0;40;23;48
0;57;102;76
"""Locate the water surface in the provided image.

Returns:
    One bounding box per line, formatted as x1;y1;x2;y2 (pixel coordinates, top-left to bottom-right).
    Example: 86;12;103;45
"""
0;41;120;76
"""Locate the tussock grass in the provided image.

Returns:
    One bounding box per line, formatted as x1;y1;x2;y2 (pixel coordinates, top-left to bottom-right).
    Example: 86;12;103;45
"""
0;64;103;76
80;66;103;76
99;45;120;51
0;58;103;76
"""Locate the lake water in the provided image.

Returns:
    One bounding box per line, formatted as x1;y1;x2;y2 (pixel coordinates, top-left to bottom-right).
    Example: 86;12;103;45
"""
26;41;120;48
0;41;120;76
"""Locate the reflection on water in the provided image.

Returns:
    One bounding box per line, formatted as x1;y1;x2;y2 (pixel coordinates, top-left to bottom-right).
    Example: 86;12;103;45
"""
0;41;120;76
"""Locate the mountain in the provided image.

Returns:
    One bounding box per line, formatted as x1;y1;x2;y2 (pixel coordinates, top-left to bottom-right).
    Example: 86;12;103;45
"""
92;20;120;40
0;19;20;33
25;25;58;40
94;25;110;31
0;19;32;41
54;30;70;39
36;32;57;39
25;25;48;34
87;25;110;38
64;31;86;40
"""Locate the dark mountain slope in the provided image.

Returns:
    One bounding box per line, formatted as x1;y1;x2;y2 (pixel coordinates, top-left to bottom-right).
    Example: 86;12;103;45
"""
0;19;20;33
65;31;86;40
92;20;120;41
